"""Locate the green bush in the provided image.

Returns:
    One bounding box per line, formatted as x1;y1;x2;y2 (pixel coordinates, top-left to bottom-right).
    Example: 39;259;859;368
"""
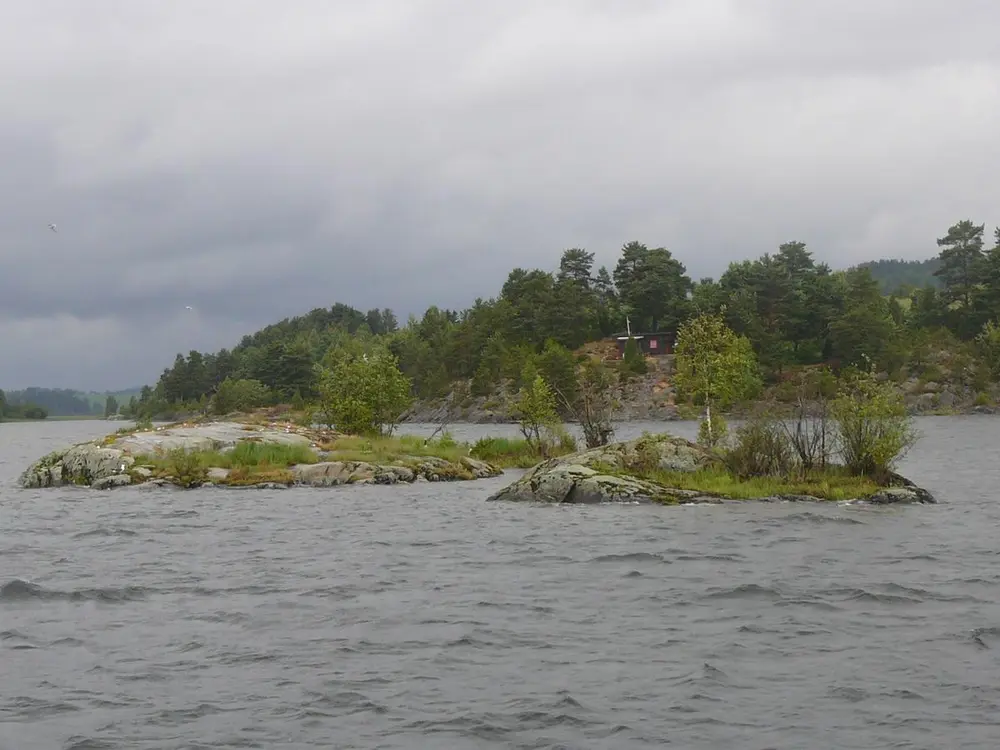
469;436;543;468
511;367;559;446
697;412;729;449
166;448;208;488
622;337;648;375
724;412;793;479
213;378;272;415
315;346;413;436
833;365;918;481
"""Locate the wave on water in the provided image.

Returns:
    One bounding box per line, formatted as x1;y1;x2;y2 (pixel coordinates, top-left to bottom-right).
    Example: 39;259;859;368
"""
2;416;999;749
71;527;138;540
589;552;666;563
701;583;784;601
0;579;148;603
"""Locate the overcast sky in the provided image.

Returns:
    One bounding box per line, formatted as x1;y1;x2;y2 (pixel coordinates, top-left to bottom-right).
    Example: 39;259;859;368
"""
2;0;999;391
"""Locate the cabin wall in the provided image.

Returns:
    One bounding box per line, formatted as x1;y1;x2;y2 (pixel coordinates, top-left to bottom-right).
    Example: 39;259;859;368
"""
612;334;674;357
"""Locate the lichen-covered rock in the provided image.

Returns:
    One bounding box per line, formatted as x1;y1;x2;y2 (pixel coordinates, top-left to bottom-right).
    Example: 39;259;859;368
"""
487;434;715;505
491;463;698;504
865;482;936;504
374;465;417;484
61;445;134;484
865;487;928;504
92;474;133;490
19;445;133;488
290;461;414;486
289;458;499;487
554;432;717;475
460;456;500;478
109;421;313;454
291;462;353;486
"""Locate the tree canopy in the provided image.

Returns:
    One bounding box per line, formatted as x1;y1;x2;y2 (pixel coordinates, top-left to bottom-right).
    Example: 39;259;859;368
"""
105;220;1000;422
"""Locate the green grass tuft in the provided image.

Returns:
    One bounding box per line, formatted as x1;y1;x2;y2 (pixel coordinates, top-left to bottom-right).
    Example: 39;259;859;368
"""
320;434;471;464
468;436;570;468
138;440;321;486
226;441;319;467
631;465;881;502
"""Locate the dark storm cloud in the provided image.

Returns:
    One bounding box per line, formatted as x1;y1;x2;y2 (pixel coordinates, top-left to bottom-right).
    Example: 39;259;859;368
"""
2;0;999;389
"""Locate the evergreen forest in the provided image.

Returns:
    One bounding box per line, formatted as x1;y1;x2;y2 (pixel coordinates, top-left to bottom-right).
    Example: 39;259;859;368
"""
101;219;1000;420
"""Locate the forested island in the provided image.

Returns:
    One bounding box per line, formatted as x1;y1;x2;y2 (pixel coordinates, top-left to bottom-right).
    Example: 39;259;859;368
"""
6;220;1000;428
18;223;985;503
98;219;998;426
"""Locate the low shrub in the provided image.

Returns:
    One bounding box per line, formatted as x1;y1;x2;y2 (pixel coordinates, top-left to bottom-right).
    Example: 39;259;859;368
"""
724;412;793;479
469;435;575;468
833;365;919;481
165;447;208;488
227;441;318;468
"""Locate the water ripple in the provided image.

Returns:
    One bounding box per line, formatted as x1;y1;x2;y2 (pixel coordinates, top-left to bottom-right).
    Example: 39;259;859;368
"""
2;417;1000;748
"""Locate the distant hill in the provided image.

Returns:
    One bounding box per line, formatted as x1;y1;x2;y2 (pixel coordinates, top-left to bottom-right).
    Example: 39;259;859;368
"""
1;387;142;417
855;258;941;295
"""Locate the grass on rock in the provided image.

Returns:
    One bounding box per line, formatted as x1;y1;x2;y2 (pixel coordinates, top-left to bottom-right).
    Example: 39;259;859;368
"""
128;428;573;488
321;433;571;469
138;441;319;486
227;441;319;467
132;431;528;486
469;436;574;468
320;434;470;464
142;441;319;472
655;467;882;501
590;459;882;501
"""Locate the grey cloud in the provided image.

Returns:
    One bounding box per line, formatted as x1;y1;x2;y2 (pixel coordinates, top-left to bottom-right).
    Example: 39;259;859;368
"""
2;0;1000;389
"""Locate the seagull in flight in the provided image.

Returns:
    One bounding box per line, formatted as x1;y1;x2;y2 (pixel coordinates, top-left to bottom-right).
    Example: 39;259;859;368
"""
48;223;58;232
185;306;194;311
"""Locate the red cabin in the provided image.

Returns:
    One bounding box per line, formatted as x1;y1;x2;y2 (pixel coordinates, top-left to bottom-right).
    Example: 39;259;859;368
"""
613;331;675;358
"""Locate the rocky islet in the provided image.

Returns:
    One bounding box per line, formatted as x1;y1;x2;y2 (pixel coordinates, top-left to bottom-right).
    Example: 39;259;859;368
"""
18;421;501;490
485;434;935;505
18;421;934;505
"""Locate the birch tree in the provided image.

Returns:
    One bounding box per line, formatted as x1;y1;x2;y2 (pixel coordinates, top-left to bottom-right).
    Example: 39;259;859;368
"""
674;311;761;445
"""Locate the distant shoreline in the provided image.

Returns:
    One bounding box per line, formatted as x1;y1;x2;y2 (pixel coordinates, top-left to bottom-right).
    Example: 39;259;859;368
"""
0;415;106;423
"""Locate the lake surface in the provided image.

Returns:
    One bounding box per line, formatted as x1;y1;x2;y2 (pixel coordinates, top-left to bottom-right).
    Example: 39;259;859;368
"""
2;417;1000;749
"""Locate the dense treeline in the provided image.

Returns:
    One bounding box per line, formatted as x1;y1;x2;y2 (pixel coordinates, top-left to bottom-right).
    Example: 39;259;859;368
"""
123;220;1000;420
857;258;941;295
0;387;142;418
0;389;48;421
2;387;97;416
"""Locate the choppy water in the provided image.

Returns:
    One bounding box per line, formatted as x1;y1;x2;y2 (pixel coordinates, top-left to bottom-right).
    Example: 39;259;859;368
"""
2;417;1000;749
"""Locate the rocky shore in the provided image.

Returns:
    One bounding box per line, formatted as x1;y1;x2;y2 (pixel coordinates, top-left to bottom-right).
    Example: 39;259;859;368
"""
486;434;935;505
19;421;501;490
402;369;682;425
402;373;998;425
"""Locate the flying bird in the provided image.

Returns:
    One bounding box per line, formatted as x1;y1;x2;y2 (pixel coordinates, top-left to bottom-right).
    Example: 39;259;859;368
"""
185;306;194;310
48;223;58;232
